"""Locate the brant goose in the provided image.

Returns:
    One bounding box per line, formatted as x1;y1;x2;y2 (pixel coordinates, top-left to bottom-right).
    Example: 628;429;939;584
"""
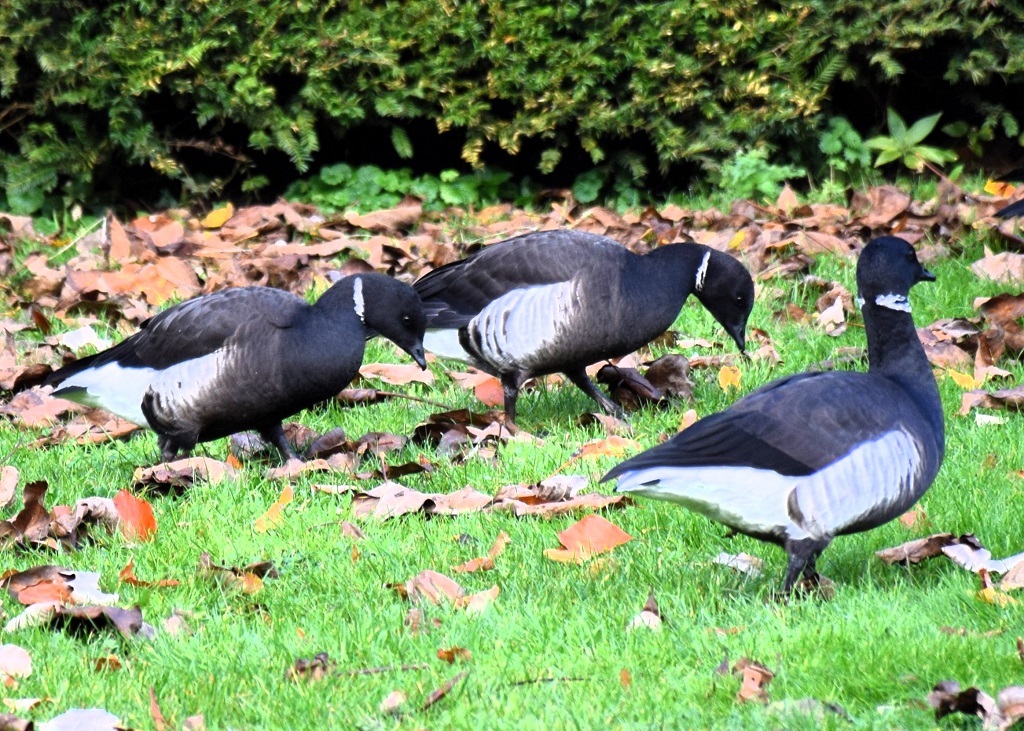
603;237;945;592
46;273;427;462
414;230;754;421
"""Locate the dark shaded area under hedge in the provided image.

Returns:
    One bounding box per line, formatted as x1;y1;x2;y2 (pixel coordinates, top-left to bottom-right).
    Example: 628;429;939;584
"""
2;0;1024;212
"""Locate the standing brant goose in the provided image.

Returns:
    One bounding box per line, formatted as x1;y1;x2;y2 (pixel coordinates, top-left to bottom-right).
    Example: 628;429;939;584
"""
45;273;427;462
413;230;754;422
603;236;945;592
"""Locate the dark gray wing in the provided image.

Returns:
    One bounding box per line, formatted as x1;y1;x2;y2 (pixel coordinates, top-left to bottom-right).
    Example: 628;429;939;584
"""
48;287;306;382
414;231;628;328
604;371;911;480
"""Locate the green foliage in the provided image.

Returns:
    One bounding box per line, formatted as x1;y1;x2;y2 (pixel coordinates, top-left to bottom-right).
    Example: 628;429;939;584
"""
571;157;646;210
285;164;515;212
714;149;806;202
943;104;1022;157
3;0;1024;212
865;110;958;172
819;117;872;180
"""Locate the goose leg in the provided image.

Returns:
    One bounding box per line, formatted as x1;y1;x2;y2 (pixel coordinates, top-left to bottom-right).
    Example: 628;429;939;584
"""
500;372;524;424
156;433;194;463
157;435;178;463
782;537;830;593
565;368;624;417
260;423;300;462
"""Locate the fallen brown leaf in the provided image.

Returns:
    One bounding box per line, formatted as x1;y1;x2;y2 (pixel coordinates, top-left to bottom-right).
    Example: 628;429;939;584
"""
544;514;632;563
421;670;469;711
0;467;18;511
198;553;278;595
875;533;977;565
734;657;774;703
285;652;335;682
359;361;435;386
0;645;31;688
134;457;237;490
118;559;180;589
436;646;471;664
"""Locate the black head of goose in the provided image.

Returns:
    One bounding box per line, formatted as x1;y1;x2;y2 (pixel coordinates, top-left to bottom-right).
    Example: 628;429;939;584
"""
45;273;427;463
413;230;754;422
602;236;945;593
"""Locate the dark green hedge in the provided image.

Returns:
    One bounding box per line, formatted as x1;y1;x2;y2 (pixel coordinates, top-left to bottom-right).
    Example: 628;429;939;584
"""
2;0;1023;212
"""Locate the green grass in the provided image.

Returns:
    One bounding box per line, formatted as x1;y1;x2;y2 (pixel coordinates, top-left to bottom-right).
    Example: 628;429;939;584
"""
2;232;1023;730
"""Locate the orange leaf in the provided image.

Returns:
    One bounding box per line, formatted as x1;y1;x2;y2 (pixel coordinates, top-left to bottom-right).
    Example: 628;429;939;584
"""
118;559;180;588
456;585;499;614
487;531;510;560
718;365;742;392
547;514;633;562
254;485;294;534
451;557;495;574
94;655;123;672
436;646;472;664
985;180;1016;197
679;409;698;431
473;376;505;407
619;668;632;690
573;435;642;460
15;581;70;606
113;490;157;541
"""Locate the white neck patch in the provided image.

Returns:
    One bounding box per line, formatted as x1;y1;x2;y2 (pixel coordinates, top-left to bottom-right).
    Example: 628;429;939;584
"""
694;251;711;293
352;277;365;322
874;293;911;312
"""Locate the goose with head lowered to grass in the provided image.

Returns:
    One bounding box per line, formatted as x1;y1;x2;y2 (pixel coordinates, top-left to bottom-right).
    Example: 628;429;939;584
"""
413;230;754;422
43;273;427;463
603;236;945;593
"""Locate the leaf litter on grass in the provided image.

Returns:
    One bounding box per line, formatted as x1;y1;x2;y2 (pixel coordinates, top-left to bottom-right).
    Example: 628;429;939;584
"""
5;183;1024;727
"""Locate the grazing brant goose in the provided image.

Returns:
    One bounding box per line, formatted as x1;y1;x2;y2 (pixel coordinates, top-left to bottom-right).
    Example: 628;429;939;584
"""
413;230;754;421
45;273;427;462
603;236;945;592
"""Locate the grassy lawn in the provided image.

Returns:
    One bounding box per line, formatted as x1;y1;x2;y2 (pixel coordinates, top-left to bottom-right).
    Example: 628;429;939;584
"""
2;220;1023;730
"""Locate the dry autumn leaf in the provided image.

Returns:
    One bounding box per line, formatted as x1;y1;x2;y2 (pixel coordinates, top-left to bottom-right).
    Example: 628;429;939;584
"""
0;645;31;688
436;646;471;664
734;657;774;703
972;248;1024;285
627;589;663;632
400;570;465;606
926;680;1024;729
0;466;19;511
875;533;976;565
254;484;294;533
112;489;157;542
359;362;434;386
947;369;983;390
198;553;278;595
544;514;632;563
717;364;742;392
202;203;235;229
134;457;237;490
118;559;180;589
